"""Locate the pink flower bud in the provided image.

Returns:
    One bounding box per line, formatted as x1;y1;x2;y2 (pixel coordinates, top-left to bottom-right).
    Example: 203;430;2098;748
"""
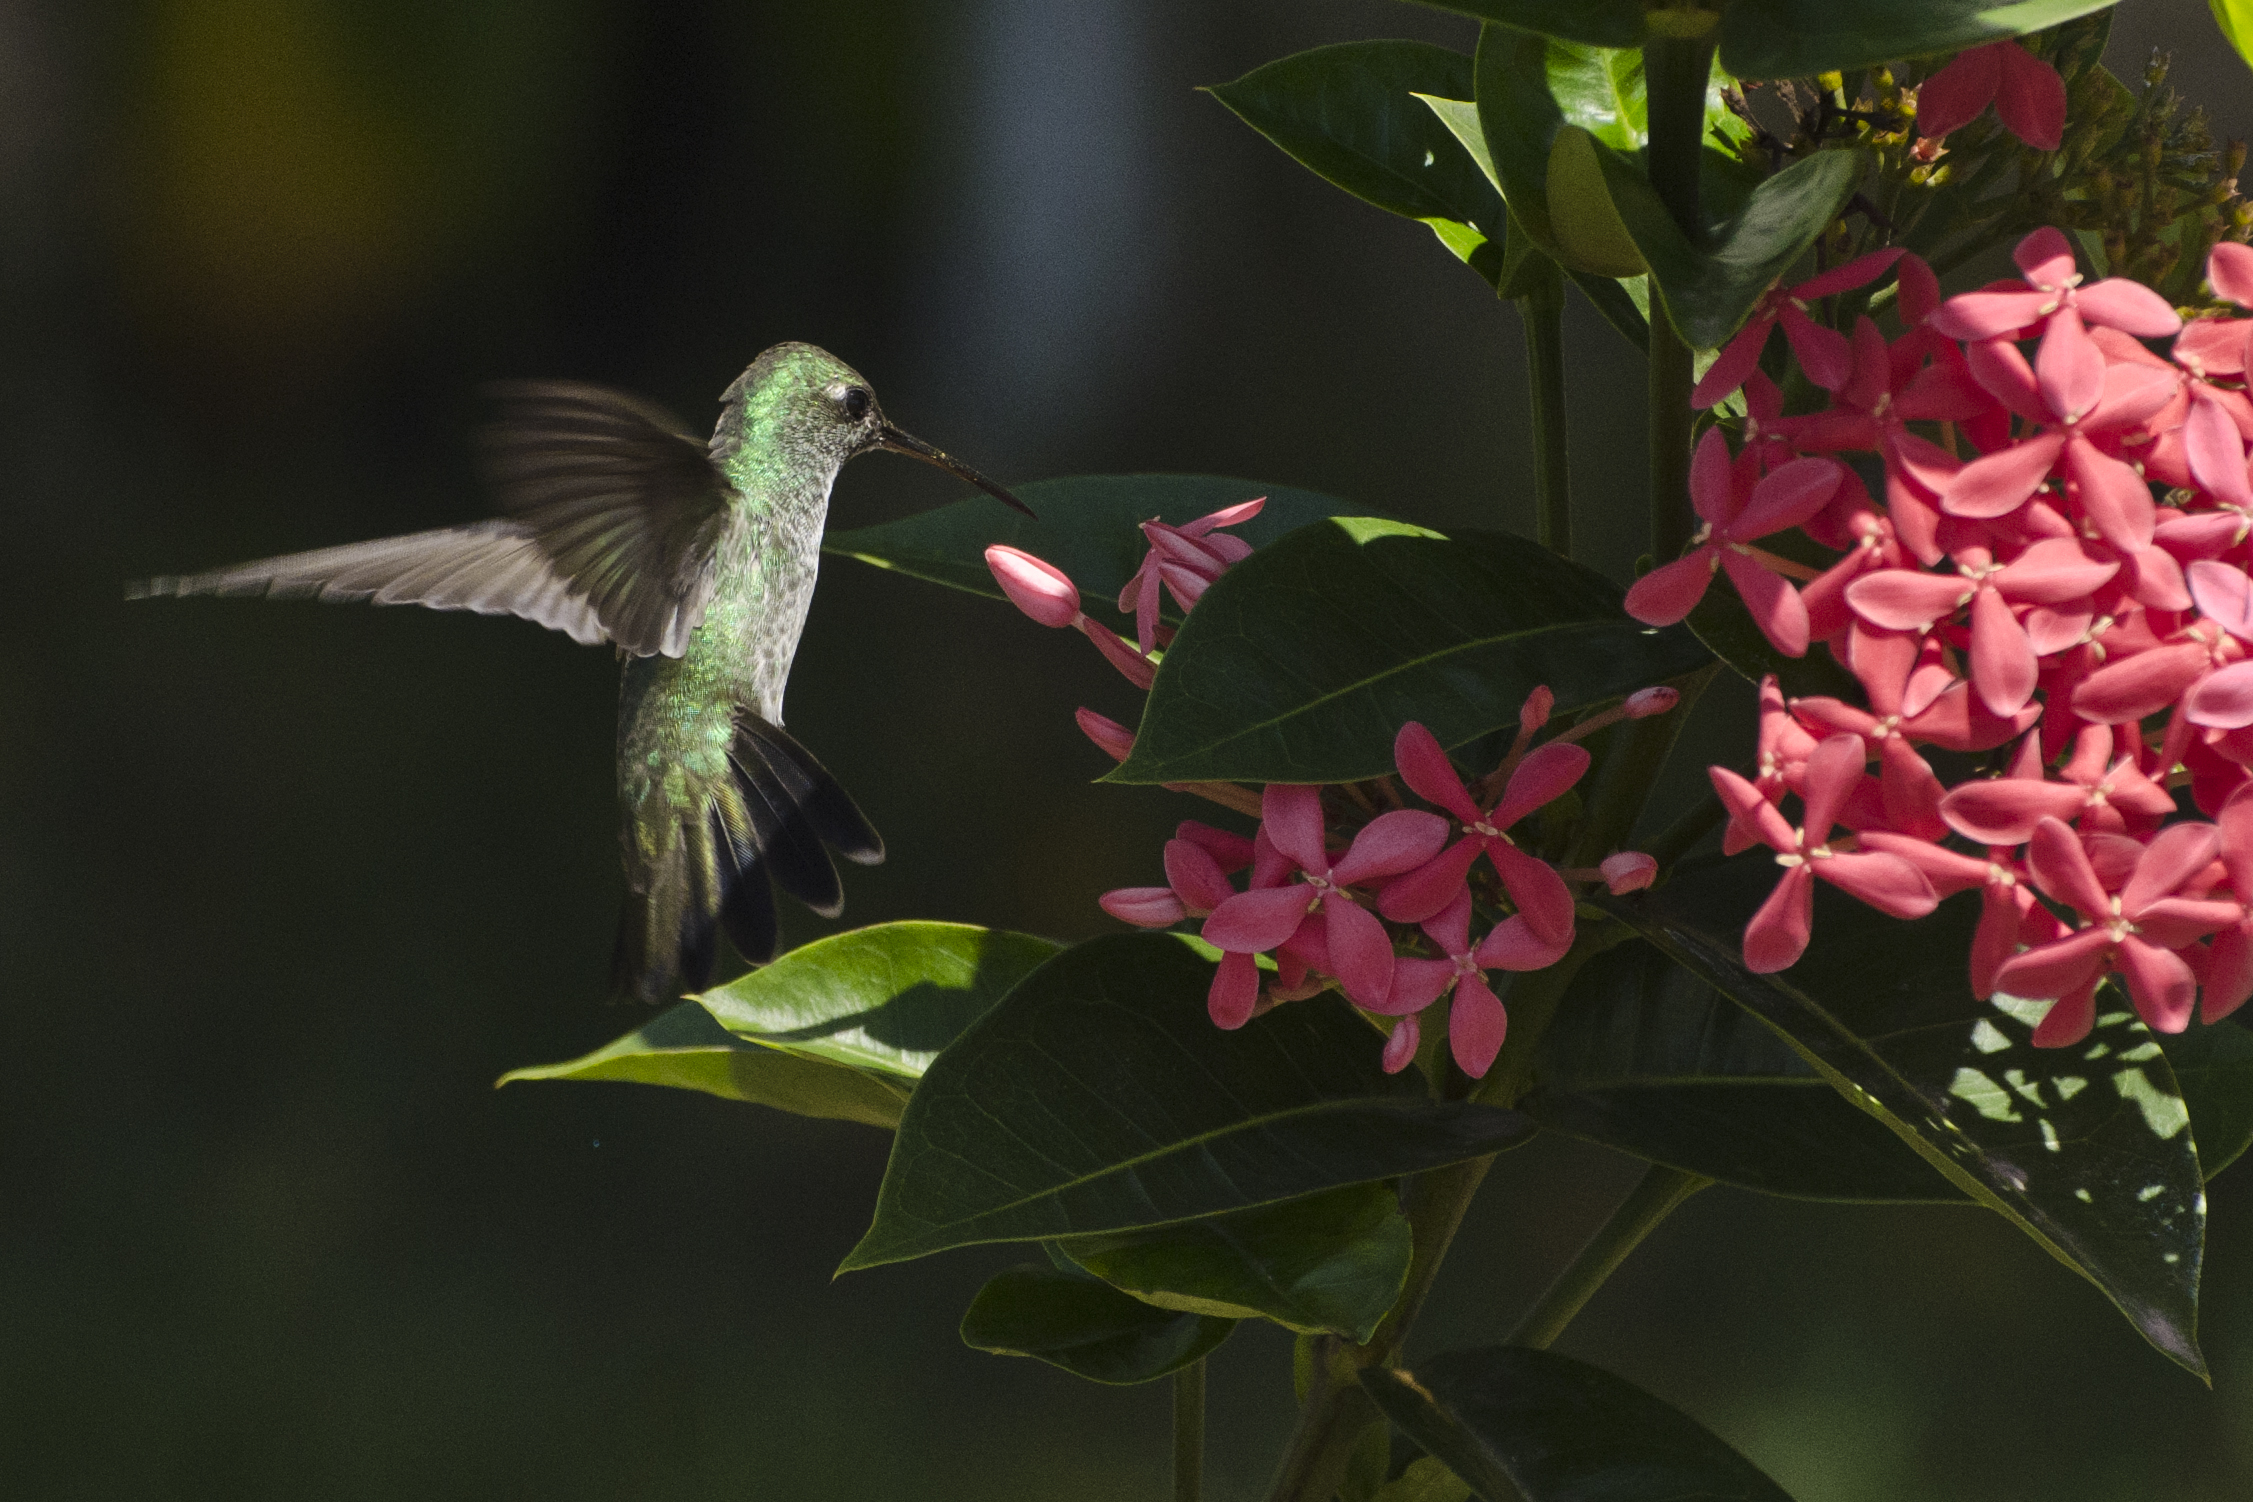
984;545;1080;628
1519;686;1555;735
1624;687;1680;719
1075;708;1136;762
1601;852;1658;894
1099;887;1186;928
1079;618;1157;690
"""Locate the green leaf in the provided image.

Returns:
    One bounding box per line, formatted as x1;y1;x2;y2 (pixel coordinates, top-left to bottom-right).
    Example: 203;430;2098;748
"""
1416;97;1560;302
1056;1182;1413;1340
1206;42;1511;286
696;920;1059;1080
1110;518;1711;785
1371;1458;1472;1502
1591;142;1866;350
1565;267;1650;351
1685;569;1863;700
959;1263;1234;1385
1364;1345;1795;1502
1412;0;1648;50
2214;1;2253;75
825;473;1376;611
1608;859;2212;1375
2163;1020;2253;1181
839;933;1532;1271
1718;0;2120;79
1524;940;1960;1201
496;999;912;1129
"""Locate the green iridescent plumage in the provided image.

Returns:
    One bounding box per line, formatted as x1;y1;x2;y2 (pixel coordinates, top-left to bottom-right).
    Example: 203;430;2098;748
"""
130;341;1027;1004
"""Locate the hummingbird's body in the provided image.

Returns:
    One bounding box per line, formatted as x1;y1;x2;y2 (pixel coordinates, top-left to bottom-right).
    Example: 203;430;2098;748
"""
131;342;1027;1004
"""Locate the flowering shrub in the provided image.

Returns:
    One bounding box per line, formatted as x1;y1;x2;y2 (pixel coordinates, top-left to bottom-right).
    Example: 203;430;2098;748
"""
504;9;2253;1500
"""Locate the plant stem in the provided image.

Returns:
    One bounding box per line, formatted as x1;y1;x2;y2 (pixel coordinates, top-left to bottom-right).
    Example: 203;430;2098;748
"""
1641;20;1719;240
1506;1162;1711;1350
1647;298;1696;565
1174;1358;1206;1502
1520;262;1573;559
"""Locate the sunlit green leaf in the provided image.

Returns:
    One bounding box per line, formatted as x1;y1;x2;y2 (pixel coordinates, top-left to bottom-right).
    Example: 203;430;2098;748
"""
1363;1345;1796;1502
2163;1020;2253;1181
1607;859;2211;1375
1525;940;1960;1201
2215;1;2253;75
1718;0;2120;78
826;473;1376;612
839;933;1531;1271
496;1000;911;1129
1110;518;1711;785
1206;42;1510;286
1057;1182;1413;1340
959;1263;1234;1385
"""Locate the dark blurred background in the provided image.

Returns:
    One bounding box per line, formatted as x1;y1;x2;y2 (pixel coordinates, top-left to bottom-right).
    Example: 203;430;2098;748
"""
5;1;2251;1497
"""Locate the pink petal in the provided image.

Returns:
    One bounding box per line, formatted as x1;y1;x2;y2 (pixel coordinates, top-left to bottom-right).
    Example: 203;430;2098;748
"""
1333;809;1452;886
1691;317;1776;409
1259;783;1329;874
2132;897;2241;949
2117;936;2197;1032
2075;278;2184;339
2073;641;2210;724
1625;687;1680;718
1100;887;1186;928
1383;957;1457;1018
2028;816;2113;919
1940;778;2087;845
1078;617;1156;689
2211;242;2253;309
1493;740;1593;828
1624;548;1719;627
1449;973;1509;1078
1898;253;1940;325
1208;951;1261;1029
1690;426;1740;526
2015;226;2079;288
1380;1013;1420;1073
1202;884;1316;953
1601;851;1658;894
1816;851;1938;918
1971;883;2031;998
1940;430;2065;518
2187;395;2253;509
1164;838;1237;913
1183;497;1266;535
1134;558;1164;655
1323;898;1397;1009
2204;918;2253;1022
1856;828;1992;895
2035;307;2105;422
1801;733;1869;838
1178;819;1255;872
1421;889;1474;959
1795;247;1908;300
1992;537;2119;603
1995;926;2114;998
1915;44;2003;141
1076;707;1136;762
2030;980;2100;1047
2083;361;2180;433
1968;587;2038;716
1491;843;1576;945
1158;562;1209;613
2124;822;2224;913
985;545;1081;627
1472;912;1572;971
1731;456;1845;540
2222;784;2253;895
1143;522;1229;575
1933;290;2053;344
1710;764;1799;854
1780;303;1854;392
1845;568;1973;630
1721;548;1809;657
1993;40;2065;151
1961;334;2050;421
1393;721;1482;824
1378;837;1482;924
2188;662;2253;729
2186;556;2253;646
1743;863;1815;973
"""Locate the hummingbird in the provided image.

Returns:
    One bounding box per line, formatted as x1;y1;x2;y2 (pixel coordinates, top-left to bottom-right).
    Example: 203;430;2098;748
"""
130;342;1030;1004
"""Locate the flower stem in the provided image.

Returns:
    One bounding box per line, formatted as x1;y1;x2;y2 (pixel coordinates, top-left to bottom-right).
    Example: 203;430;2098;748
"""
1506;1162;1711;1350
1520;264;1573;559
1174;1357;1206;1502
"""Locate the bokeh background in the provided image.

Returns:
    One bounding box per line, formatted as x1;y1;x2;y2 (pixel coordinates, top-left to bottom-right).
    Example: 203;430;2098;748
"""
6;1;2252;1497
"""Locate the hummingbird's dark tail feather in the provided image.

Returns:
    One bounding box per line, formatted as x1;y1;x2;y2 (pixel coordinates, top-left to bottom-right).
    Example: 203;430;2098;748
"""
607;712;883;1005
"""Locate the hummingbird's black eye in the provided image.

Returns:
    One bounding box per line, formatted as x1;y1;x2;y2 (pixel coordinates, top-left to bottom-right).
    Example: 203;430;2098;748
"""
841;387;871;421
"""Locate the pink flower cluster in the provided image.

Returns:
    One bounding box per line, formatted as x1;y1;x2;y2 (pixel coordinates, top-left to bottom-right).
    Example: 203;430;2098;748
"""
1101;688;1675;1078
1638;229;2253;1045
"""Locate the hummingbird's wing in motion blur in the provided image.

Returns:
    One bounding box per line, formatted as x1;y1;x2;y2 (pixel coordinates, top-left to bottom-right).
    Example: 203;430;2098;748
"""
128;383;736;659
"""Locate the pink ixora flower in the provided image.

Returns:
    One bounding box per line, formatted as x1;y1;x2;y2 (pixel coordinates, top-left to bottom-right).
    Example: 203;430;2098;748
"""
1119;498;1264;654
985;544;1157;689
1693;248;1905;407
1710;733;1940;973
1382;720;1587;959
1199;784;1446;1022
1914;39;2066;151
1624;429;1844;657
1377;892;1519;1079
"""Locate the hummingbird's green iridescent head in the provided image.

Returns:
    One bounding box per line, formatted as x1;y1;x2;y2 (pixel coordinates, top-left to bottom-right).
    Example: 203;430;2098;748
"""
714;341;1031;515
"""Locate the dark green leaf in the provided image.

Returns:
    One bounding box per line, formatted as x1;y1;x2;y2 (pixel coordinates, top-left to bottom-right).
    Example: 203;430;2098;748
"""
1413;0;1648;50
1110;518;1711;785
1524;940;1960;1200
1364;1345;1795;1502
1565;268;1650;350
839;933;1531;1271
1206;42;1509;285
1057;1182;1413;1340
1592;143;1866;349
1686;571;1863;699
1416;97;1560;301
697;920;1059;1080
2162;1021;2253;1181
1718;0;2119;79
1372;1458;1472;1502
496;999;911;1129
825;473;1375;611
1608;860;2211;1375
959;1263;1234;1385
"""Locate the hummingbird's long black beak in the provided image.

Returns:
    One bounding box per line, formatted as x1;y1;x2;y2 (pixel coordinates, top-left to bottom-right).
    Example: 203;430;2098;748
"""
878;424;1035;516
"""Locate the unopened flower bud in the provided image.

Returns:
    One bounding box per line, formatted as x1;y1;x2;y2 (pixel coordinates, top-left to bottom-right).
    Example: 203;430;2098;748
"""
1075;708;1136;763
984;545;1080;628
1380;1013;1420;1074
1602;851;1659;894
1519;686;1555;735
1624;687;1681;719
1100;887;1186;928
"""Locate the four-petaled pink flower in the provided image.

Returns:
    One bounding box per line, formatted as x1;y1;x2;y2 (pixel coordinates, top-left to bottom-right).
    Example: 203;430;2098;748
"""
1201;784;1447;1020
1915;39;2067;151
1378;892;1521;1079
1120;499;1264;654
1693;249;1906;408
